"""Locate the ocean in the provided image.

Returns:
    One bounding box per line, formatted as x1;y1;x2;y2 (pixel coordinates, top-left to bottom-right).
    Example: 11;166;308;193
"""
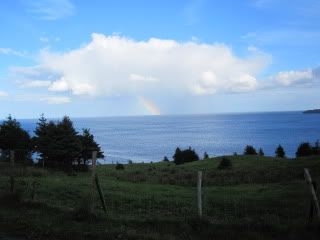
19;111;320;163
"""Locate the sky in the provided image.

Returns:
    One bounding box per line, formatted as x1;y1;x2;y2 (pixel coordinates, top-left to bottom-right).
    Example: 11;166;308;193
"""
0;0;320;118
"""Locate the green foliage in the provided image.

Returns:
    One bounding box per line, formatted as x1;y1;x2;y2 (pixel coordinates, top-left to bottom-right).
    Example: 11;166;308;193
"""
115;162;125;170
33;115;103;171
296;142;313;157
275;145;285;158
33;115;81;171
203;152;209;159
217;157;232;170
0;115;32;163
78;128;104;166
173;147;199;165
258;148;264;156
244;145;257;155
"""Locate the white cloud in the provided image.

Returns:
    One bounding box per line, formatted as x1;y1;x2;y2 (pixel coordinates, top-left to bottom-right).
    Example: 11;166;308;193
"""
0;91;8;97
20;80;52;88
40;37;49;43
129;74;157;82
272;69;314;86
41;96;71;104
0;48;26;57
48;78;68;91
24;0;75;20
12;33;271;98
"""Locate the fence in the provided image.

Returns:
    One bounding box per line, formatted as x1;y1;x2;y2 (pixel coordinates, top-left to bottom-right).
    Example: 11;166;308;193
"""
0;150;319;226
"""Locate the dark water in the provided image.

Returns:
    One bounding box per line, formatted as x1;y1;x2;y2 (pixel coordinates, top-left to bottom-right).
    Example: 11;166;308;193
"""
19;112;320;163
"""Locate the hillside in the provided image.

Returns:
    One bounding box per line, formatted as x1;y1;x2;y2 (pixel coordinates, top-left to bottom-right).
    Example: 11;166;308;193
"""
0;155;320;239
303;109;320;113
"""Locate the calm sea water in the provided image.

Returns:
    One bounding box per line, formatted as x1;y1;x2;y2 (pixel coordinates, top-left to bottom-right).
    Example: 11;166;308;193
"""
19;112;320;163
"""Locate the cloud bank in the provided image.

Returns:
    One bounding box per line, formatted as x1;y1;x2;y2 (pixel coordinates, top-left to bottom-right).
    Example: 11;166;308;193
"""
13;33;272;98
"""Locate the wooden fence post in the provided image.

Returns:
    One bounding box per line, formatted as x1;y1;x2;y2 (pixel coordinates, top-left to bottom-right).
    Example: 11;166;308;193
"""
304;168;320;220
197;171;203;217
95;174;107;213
10;150;15;193
90;151;97;212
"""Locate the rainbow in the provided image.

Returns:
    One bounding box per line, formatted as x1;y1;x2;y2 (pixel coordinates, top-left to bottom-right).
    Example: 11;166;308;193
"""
139;96;161;115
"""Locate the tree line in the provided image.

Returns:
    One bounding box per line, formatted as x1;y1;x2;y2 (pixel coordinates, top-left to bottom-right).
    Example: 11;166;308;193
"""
166;141;320;165
243;142;320;158
0;115;104;172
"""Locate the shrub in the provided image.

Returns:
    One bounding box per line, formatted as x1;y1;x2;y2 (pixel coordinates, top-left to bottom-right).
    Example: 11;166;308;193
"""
275;145;285;158
163;156;169;162
115;163;125;170
244;145;257;155
296;142;313;157
217;157;232;170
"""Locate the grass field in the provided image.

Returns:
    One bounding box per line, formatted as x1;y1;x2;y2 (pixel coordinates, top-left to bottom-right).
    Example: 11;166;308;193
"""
0;155;320;239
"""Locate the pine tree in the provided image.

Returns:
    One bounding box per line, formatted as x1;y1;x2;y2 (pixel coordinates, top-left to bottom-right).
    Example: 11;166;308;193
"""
173;147;182;165
244;145;257;155
296;142;313;157
275;145;285;158
78;128;104;167
0;115;32;163
258;148;264;156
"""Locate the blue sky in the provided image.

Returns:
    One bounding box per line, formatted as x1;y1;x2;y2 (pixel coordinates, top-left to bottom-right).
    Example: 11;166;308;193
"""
0;0;320;118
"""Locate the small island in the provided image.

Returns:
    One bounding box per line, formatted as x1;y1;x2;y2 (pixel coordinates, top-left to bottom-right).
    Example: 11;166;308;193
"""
303;109;320;114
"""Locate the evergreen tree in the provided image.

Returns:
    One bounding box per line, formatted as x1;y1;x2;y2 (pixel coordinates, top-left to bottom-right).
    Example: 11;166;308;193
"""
34;115;81;171
173;147;182;165
173;147;199;165
296;142;313;157
33;114;50;165
313;140;320;155
244;145;257;155
78;128;104;167
275;145;285;158
258;148;264;156
0;115;32;163
55;116;82;171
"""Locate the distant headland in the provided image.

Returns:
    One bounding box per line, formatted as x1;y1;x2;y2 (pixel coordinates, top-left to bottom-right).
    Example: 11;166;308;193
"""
303;109;320;114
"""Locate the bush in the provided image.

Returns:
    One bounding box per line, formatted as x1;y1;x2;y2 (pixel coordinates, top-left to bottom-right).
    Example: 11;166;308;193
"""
296;142;313;157
217;157;232;170
244;145;257;155
115;163;125;170
275;145;285;158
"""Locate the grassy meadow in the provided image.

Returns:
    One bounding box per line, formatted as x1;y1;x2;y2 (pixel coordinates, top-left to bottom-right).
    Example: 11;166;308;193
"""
0;155;320;239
